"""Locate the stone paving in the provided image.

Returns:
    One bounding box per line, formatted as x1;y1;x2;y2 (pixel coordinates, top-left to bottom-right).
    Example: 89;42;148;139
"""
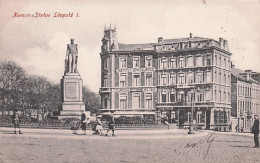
0;127;259;163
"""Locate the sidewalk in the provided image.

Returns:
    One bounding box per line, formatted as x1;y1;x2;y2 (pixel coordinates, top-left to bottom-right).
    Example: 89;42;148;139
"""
0;127;208;140
207;130;255;137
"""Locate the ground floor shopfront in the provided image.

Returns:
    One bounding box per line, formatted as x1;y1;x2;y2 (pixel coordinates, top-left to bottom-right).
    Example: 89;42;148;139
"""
99;107;231;130
156;107;231;130
237;116;255;132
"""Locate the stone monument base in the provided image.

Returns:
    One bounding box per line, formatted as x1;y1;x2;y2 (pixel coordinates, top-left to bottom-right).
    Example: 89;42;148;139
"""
58;102;85;120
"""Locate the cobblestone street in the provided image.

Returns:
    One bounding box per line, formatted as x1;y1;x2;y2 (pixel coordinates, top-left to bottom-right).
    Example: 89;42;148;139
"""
0;128;259;163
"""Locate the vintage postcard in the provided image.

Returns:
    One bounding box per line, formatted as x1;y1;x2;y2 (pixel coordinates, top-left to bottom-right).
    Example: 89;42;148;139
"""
0;0;260;162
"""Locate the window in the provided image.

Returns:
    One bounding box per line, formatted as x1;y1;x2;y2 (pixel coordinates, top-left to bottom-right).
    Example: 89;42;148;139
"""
205;90;212;101
104;74;108;87
133;73;140;86
170;92;176;102
104;58;108;69
197;111;202;123
219;72;221;84
223;73;226;84
196;72;203;83
206;55;211;66
188;112;192;123
179;57;185;68
133;57;140;68
145;56;152;67
223;91;226;103
196;91;203;102
215;71;217;83
120;94;127;109
169;58;176;68
161;74;167;85
178;91;185;102
215;90;217;101
187;56;193;67
119;73;126;87
120;58;127;68
132;93;140;109
160;58;167;69
215;55;218;66
187;72;194;84
145;93;153;109
169;73;176;85
196;56;203;67
205;71;211;83
224;58;226;68
104;96;108;108
161;92;167;102
219;91;221;102
145;72;153;86
178;73;185;84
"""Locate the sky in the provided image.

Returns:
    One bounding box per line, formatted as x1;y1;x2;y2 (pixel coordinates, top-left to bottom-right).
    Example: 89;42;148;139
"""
0;0;260;93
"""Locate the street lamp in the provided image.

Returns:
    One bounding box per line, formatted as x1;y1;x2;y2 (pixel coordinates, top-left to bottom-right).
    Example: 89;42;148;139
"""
188;88;195;134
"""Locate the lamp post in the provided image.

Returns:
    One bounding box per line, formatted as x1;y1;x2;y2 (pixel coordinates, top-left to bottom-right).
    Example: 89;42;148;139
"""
188;88;195;134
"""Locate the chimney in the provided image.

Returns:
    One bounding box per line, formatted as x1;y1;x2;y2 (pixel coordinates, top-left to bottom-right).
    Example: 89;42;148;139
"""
231;62;235;68
158;37;163;43
245;70;252;80
224;40;229;51
219;37;224;49
190;33;192;38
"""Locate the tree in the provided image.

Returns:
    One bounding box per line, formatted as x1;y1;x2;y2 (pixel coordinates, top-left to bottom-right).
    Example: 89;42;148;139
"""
82;86;100;113
0;61;25;115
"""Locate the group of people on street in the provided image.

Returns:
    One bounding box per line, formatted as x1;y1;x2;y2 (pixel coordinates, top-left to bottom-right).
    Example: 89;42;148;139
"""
80;110;115;137
10;109;259;147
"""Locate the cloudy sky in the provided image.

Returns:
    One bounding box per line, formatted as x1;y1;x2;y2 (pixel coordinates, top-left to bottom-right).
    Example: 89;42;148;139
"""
0;0;260;93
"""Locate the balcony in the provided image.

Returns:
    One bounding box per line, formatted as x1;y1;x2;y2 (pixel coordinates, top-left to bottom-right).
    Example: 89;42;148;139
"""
99;87;112;93
156;101;214;108
176;84;194;89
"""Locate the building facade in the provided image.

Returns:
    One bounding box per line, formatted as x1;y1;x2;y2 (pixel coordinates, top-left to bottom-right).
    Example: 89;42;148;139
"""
231;69;260;132
99;26;232;129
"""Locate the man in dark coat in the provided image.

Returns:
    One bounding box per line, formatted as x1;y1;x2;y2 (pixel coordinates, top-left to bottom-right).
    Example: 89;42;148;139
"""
252;115;259;148
11;109;22;134
81;110;87;135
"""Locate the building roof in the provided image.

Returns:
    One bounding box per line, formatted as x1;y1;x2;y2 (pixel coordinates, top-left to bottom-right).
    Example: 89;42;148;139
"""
117;36;212;51
232;67;259;83
158;37;210;44
231;67;244;77
118;43;156;51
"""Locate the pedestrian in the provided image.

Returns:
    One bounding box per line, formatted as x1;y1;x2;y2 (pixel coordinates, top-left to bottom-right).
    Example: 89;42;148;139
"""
240;127;244;133
81;110;87;135
96;116;103;135
11;109;22;134
252;115;259;148
235;125;239;132
105;116;116;137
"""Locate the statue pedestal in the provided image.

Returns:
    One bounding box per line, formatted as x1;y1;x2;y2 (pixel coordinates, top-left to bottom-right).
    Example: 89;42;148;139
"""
58;73;85;120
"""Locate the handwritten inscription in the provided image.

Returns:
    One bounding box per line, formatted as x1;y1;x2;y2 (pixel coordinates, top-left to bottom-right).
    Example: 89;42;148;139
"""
65;82;77;99
12;12;80;18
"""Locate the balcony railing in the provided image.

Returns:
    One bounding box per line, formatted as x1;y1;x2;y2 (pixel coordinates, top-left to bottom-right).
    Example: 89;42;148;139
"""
99;87;112;93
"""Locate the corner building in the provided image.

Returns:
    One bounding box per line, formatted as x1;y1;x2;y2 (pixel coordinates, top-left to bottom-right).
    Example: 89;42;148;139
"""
99;27;232;129
231;68;260;132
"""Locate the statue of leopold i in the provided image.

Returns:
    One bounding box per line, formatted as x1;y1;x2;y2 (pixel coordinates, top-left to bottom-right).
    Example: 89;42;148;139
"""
65;38;78;73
